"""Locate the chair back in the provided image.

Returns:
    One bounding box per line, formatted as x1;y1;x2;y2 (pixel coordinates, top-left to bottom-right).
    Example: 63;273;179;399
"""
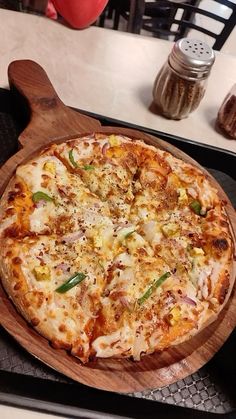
102;0;236;51
21;0;48;14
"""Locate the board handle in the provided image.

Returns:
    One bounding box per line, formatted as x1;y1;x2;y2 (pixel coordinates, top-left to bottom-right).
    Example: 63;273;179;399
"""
8;60;101;147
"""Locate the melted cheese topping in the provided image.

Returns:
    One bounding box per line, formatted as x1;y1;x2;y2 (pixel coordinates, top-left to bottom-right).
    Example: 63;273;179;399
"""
0;134;233;362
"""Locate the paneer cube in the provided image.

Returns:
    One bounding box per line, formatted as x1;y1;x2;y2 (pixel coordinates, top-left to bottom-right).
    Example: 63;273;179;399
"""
177;188;188;204
43;161;56;175
33;265;51;281
161;222;179;237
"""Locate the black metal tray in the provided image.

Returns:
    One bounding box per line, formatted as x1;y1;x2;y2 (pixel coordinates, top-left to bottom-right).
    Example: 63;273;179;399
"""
0;88;235;419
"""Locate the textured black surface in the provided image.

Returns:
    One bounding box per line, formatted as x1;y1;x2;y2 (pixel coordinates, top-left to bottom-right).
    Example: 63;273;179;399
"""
0;1;19;11
0;89;20;165
0;88;235;417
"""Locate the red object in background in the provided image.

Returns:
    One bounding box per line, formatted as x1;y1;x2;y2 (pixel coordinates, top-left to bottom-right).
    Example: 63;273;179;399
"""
52;0;109;29
46;1;57;20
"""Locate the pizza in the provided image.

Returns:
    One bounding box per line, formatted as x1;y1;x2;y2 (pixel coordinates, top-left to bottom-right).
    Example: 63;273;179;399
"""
0;133;234;363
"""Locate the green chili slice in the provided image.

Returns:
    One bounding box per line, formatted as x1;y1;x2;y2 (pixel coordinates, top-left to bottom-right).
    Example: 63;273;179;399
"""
137;272;171;306
98;260;105;273
69;149;78;168
69;150;94;170
83;164;95;171
124;230;135;239
189;200;202;215
32;191;54;203
55;272;86;293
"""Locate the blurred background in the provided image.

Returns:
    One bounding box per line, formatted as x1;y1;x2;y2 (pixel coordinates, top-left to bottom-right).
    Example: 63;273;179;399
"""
0;0;235;54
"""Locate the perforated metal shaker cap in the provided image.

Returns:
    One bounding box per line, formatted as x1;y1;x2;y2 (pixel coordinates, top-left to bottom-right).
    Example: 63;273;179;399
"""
169;38;215;79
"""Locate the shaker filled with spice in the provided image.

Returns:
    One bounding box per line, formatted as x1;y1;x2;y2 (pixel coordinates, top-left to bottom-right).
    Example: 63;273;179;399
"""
217;84;236;139
153;38;215;120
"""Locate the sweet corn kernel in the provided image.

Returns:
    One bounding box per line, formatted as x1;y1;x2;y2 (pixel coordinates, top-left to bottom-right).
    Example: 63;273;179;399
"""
169;306;181;326
192;247;205;256
109;135;120;147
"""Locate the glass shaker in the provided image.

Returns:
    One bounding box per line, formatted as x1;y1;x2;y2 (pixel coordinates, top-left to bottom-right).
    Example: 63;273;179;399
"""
153;38;215;120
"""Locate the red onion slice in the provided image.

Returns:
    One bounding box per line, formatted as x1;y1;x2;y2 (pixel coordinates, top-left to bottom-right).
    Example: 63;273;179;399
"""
56;263;70;273
187;187;197;199
35;199;47;208
36;256;44;264
61;231;83;243
102;142;110;155
181;296;197;306
115;223;133;232
119;296;131;310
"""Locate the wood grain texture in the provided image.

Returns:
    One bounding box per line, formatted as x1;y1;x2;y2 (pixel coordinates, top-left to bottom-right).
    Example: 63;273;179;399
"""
8;60;101;148
0;60;235;393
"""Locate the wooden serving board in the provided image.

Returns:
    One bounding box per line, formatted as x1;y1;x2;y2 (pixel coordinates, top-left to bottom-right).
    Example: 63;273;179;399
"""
0;60;235;393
